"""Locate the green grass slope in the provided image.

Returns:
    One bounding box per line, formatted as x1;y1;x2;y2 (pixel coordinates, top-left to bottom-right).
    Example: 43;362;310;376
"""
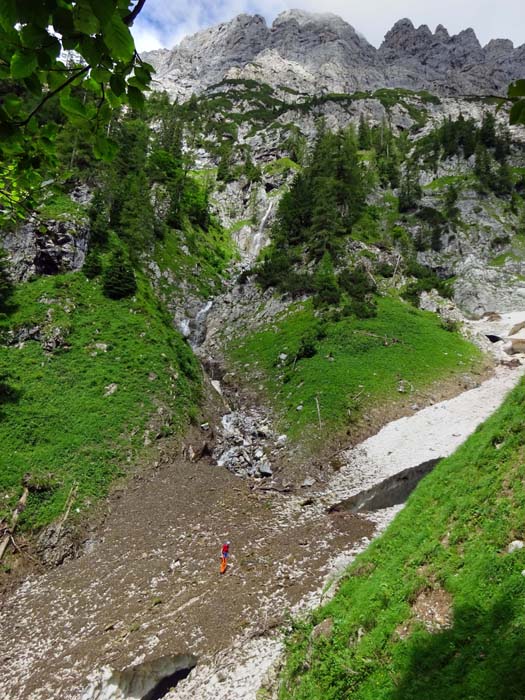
228;297;483;444
0;272;200;530
153;216;236;300
279;378;525;700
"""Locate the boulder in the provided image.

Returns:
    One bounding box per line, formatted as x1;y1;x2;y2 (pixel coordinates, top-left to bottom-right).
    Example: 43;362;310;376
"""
258;460;273;477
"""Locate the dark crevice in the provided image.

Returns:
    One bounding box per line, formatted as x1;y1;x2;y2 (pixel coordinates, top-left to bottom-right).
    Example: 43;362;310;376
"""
329;458;441;513
142;664;195;700
96;654;198;700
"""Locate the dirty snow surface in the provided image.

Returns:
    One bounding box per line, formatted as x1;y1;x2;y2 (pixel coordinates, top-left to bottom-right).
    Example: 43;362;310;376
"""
322;364;523;508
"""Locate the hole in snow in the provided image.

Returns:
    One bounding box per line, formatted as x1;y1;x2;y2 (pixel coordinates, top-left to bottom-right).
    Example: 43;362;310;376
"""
141;663;194;700
82;654;197;700
329;459;441;513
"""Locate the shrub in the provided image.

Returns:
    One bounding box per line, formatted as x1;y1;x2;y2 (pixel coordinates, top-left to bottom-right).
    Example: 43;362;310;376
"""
102;251;137;299
441;317;460;332
297;334;317;360
376;262;395;278
83;249;103;279
313;251;341;308
339;265;376;300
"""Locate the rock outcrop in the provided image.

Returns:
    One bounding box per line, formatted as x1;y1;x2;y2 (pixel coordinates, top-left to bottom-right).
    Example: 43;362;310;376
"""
144;10;525;101
3;219;89;282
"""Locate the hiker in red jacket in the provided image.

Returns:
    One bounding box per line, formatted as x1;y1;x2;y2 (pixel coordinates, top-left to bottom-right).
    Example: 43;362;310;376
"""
220;541;230;573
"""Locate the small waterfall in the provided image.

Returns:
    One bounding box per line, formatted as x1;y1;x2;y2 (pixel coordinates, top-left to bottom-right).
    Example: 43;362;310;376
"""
178;318;191;339
249;200;273;260
189;300;213;348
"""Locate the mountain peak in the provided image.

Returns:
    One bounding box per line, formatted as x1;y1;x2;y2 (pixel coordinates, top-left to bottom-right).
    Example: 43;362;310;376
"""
434;24;450;40
455;27;481;49
144;10;524;101
273;9;342;26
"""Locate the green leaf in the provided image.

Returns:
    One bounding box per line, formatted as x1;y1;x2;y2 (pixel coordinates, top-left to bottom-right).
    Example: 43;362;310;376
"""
18;1;50;27
127;85;144;110
40;122;58;139
82;77;101;98
52;7;75;37
139;61;155;74
73;1;100;35
10;50;37;79
1;93;22;117
78;35;103;66
128;75;149;90
104;13;134;62
20;24;48;48
59;95;88;118
508;80;525;99
43;36;61;60
93;134;118;161
23;73;42;96
509;100;525;126
109;73;126;96
61;34;78;51
0;0;16;32
36;49;53;70
90;0;117;28
134;66;151;83
96;101;112;123
105;87;123;108
46;69;68;91
91;66;111;83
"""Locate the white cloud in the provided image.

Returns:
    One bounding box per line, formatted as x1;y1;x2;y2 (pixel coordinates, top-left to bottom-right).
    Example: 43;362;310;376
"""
131;0;525;51
132;24;164;52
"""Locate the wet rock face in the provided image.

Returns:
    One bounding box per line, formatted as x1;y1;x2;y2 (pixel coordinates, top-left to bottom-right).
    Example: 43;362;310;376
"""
3;219;90;282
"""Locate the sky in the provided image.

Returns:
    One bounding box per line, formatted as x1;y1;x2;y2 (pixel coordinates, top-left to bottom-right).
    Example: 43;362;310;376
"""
131;0;525;53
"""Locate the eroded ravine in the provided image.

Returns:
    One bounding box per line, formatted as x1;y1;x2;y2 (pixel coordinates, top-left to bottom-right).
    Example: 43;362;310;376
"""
165;354;524;700
0;313;523;700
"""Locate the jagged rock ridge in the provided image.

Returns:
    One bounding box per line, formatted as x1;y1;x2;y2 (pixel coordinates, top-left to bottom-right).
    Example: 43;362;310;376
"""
144;10;525;100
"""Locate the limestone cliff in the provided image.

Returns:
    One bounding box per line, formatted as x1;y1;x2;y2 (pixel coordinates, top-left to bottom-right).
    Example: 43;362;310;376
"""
144;10;525;101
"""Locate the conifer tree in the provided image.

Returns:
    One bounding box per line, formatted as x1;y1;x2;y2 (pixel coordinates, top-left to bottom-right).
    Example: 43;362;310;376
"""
217;142;234;183
399;165;422;212
479;112;497;149
461;124;477;159
83;249;103;279
243;152;261;183
309;177;344;258
275;173;313;246
102;250;137;300
441;117;459;157
0;248;13;311
337;129;367;229
474;145;493;191
313;251;341;307
358;115;371;150
88;189;110;247
493;162;514;196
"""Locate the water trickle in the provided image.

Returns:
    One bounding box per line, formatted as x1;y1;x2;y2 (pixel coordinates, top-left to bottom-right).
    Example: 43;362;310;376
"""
249;200;273;260
189;300;213;348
